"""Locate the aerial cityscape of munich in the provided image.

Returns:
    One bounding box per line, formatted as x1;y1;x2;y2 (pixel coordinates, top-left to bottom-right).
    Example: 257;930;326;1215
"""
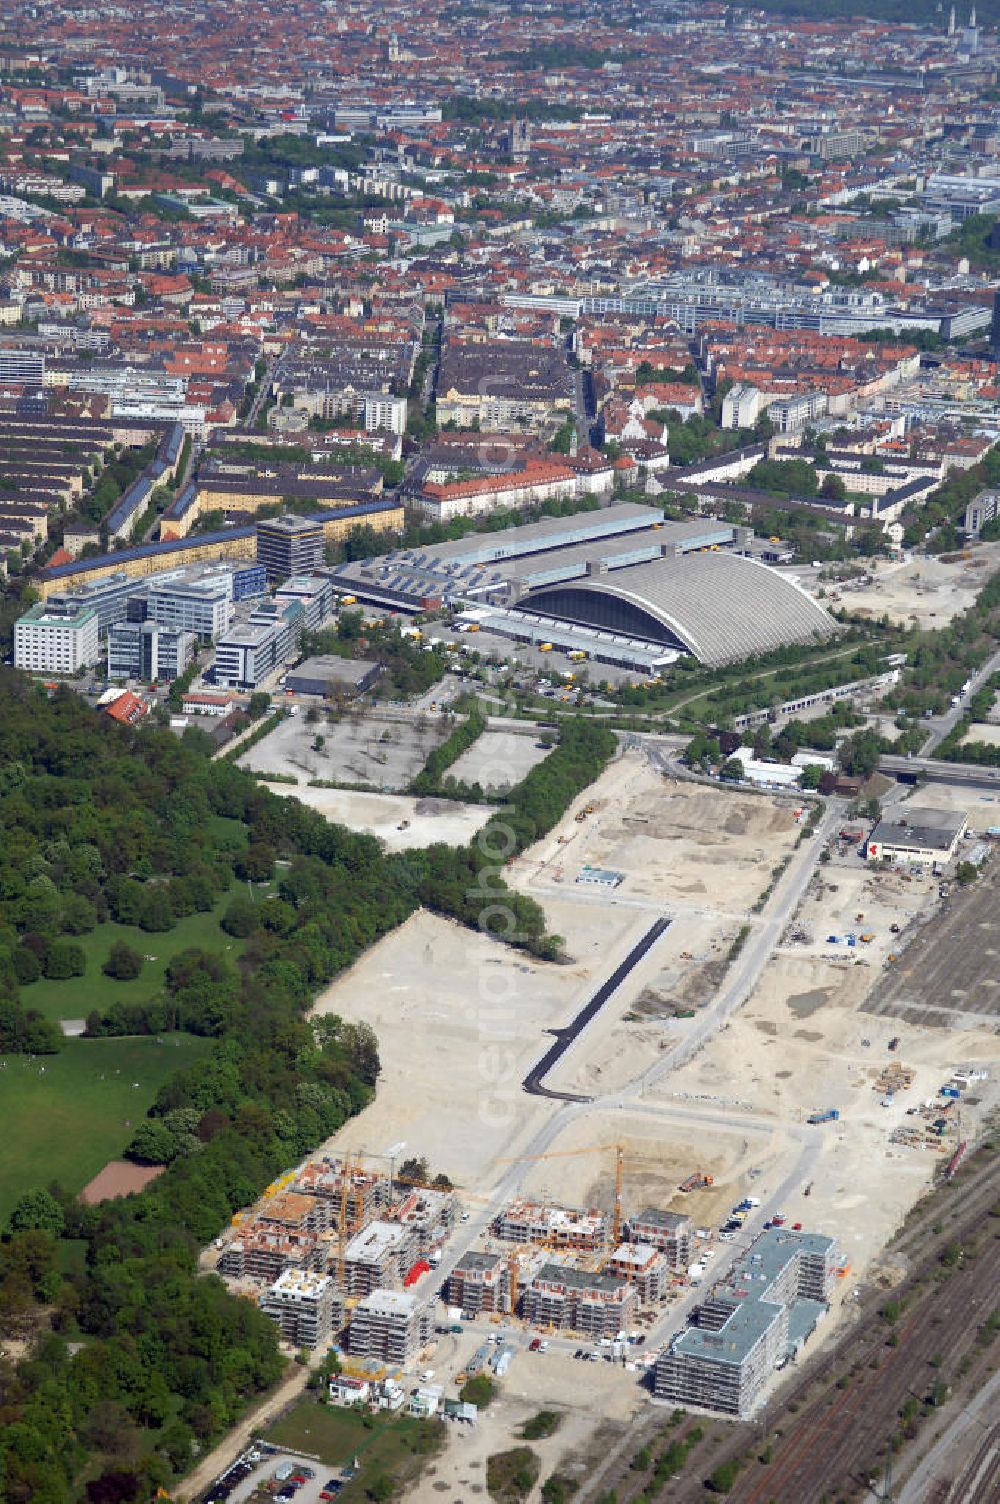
0;1;998;1500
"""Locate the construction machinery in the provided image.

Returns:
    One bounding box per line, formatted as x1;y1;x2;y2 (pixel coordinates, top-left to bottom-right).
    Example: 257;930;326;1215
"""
678;1171;714;1193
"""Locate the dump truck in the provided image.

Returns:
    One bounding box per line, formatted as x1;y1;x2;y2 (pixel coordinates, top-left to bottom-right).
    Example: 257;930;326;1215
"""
807;1109;840;1124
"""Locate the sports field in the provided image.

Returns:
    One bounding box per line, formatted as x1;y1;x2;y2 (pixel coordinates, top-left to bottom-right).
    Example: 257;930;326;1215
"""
19;893;252;1023
0;1034;210;1222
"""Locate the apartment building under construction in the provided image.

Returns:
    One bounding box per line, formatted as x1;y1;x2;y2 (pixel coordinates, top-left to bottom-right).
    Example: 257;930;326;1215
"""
494;1199;608;1252
348;1289;432;1366
655;1228;839;1418
523;1263;637;1337
342;1219;417;1297
625;1208;692;1272
294;1157;389;1235
218;1191;330;1282
446;1251;513;1317
260;1269;342;1350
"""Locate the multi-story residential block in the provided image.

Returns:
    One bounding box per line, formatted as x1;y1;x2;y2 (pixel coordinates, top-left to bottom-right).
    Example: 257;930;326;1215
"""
14;599;100;674
445;1252;512;1317
342;1220;417;1298
493;1199;608;1251
655;1229;838;1418
605;1243;671;1303
293;1159;390;1235
523;1264;637;1337
260;1269;342;1349
348;1289;431;1366
625;1209;692;1272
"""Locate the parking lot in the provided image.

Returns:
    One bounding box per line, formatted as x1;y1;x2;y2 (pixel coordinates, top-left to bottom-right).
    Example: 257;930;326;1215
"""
203;1447;345;1504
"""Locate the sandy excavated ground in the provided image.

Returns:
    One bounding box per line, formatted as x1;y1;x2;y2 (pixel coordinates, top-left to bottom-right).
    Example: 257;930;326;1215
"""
508;756;801;1094
960;721;1000;747
308;905;642;1187
259;783;492;852
806;543;1000;628
511;754;801;915
511;1107;788;1235
239;711;448;790
643;950;999;1290
784;841;939;970
448;729;551;792
410;1351;638;1504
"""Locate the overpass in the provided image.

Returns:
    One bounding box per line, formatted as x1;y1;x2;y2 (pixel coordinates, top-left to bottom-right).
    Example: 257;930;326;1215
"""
880;754;1000;791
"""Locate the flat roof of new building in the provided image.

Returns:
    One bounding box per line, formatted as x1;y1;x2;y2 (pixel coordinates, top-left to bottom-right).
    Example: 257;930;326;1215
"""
534;1262;625;1295
355;1287;418;1316
345;1219;409;1262
632;1208;691;1232
287;655;379;688
671;1295;786;1367
17;600;97;627
454;1251;505;1273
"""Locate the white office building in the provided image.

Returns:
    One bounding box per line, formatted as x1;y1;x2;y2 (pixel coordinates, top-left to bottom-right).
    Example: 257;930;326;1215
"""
145;578;233;642
15;599;100;674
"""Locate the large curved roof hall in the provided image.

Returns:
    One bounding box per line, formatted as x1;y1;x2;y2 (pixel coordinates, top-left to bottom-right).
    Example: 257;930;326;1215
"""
524;551;838;668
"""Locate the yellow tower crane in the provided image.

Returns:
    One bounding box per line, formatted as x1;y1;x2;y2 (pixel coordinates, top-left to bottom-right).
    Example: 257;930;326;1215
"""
337;1152;353;1291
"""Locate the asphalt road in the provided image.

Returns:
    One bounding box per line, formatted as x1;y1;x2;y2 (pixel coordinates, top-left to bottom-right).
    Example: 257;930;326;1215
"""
523;916;671;1100
918;643;1000;757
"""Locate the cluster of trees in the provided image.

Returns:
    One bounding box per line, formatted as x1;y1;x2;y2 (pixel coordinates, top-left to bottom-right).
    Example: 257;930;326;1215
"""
303;612;447;699
0;682;627;1499
935;673;1000;766
409;704;487;797
0;676;425;1501
408;718;616;959
699;644;887;721
887;569;1000;718
80;441;156;529
747;457;821;498
657;412;758;467
900;442;1000;552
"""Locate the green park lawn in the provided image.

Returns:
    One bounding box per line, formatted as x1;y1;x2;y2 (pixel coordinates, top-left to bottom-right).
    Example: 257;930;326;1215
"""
0;1033;211;1223
265;1400;444;1499
20;892;251;1023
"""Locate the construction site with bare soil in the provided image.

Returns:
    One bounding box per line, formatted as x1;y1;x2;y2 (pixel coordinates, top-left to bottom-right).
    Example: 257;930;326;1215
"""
192;747;1000;1504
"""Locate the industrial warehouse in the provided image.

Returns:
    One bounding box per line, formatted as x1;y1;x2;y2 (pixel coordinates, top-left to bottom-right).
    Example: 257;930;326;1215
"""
325;503;838;669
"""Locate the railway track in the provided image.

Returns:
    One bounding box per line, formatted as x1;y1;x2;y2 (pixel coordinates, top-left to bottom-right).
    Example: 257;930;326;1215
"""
729;1217;999;1504
950;1421;1000;1503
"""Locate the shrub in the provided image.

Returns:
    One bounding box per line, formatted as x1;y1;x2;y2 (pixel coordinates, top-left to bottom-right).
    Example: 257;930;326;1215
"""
43;940;86;979
103;941;144;981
